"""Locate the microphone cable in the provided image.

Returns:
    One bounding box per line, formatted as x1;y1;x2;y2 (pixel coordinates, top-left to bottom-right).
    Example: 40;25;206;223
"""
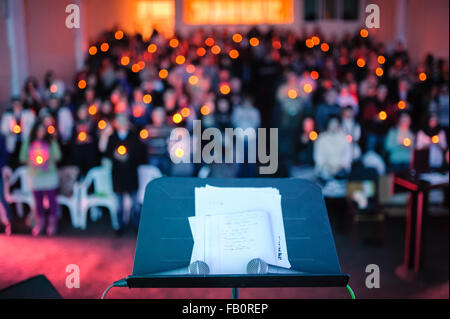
101;278;127;299
346;284;356;299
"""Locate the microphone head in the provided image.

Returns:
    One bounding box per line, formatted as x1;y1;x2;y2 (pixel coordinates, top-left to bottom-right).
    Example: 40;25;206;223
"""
188;261;210;275
247;258;269;274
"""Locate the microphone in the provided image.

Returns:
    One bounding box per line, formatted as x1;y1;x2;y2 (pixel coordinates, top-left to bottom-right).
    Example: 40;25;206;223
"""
247;258;303;274
152;261;210;276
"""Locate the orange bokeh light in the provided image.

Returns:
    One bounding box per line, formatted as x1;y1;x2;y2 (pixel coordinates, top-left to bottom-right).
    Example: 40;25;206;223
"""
320;43;330;52
378;56;386;64
249;37;259;47
175;55;186;65
115;30;124;40
88;105;98;115
140;129;149;140
100;43;109;52
200;105;211;116
147;44;157;53
98;120;107;130
205;37;215;47
173;113;183;124
159;69;169;79
432;135;440;144
121;56;130;66
310;71;319;80
311;36;320;45
138;61;146;70
131;64;141;73
78;131;87;142
360;29;369;38
309;131;318;141
419;72;427;81
232;33;242;43
89;46;98;56
169;38;179;48
211;45;221;55
378;111;387;121
357;58;366;68
35;155;44;165
398;101;406;109
78;80;87;90
229;49;239;59
197;47;206;57
47;125;55;135
303;83;313;94
12;124;21;134
143;94;152;104
117;145;127;155
403;138;412;147
188;75;199;85
186;64;196;74
305;39;314;48
288;89;298;99
219;84;231;95
181;107;191;118
376;67;384;77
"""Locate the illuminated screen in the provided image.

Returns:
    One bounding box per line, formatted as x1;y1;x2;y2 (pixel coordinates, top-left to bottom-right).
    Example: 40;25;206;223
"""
184;0;294;25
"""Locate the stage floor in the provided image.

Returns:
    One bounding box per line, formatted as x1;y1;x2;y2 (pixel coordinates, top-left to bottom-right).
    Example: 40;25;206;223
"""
0;210;448;299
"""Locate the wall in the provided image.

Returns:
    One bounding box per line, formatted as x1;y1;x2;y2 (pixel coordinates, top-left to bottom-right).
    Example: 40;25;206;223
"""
0;13;11;113
24;0;77;86
406;0;449;63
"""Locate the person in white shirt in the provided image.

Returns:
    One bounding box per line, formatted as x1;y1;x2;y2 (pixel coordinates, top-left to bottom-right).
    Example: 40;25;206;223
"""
0;99;36;168
416;113;448;168
341;106;362;163
314;116;352;180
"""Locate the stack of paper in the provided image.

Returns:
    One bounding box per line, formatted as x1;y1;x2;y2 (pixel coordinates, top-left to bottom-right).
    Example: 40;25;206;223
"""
189;185;291;274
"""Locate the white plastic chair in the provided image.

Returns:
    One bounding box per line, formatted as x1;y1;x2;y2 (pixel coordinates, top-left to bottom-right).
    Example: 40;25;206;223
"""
137;165;163;204
57;166;81;228
78;165;119;230
2;166;34;217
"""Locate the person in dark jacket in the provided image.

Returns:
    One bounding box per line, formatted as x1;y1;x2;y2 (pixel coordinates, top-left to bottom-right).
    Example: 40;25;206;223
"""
70;105;101;177
101;114;146;232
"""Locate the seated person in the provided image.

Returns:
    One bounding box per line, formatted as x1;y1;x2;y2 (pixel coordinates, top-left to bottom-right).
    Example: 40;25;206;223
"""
297;117;316;167
314;116;352;181
416;113;448;169
385;112;415;173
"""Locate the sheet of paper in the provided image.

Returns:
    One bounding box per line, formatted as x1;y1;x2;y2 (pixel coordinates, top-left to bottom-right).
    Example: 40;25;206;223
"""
194;186;291;269
188;217;203;264
202;211;276;274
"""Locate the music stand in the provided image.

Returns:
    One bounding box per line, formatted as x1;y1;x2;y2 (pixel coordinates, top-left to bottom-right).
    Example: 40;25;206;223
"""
111;178;350;298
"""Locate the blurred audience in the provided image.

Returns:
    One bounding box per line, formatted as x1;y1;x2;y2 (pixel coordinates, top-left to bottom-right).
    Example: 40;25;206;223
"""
0;26;449;235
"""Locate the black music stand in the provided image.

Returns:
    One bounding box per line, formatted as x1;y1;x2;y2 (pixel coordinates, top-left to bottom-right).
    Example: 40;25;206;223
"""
119;178;350;297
